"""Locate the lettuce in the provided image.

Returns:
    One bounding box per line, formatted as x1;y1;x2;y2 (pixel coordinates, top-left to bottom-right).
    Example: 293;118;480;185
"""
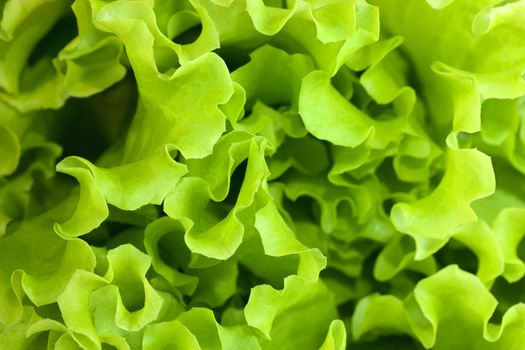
1;0;525;349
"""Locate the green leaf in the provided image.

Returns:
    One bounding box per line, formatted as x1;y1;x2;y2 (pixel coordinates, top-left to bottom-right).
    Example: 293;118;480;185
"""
245;275;338;349
391;149;495;260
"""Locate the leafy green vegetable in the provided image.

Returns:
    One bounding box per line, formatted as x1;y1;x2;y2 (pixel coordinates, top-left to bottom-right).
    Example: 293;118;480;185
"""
1;0;525;349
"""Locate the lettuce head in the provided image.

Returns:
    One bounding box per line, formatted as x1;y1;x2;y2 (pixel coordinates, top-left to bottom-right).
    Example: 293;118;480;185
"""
1;0;525;349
